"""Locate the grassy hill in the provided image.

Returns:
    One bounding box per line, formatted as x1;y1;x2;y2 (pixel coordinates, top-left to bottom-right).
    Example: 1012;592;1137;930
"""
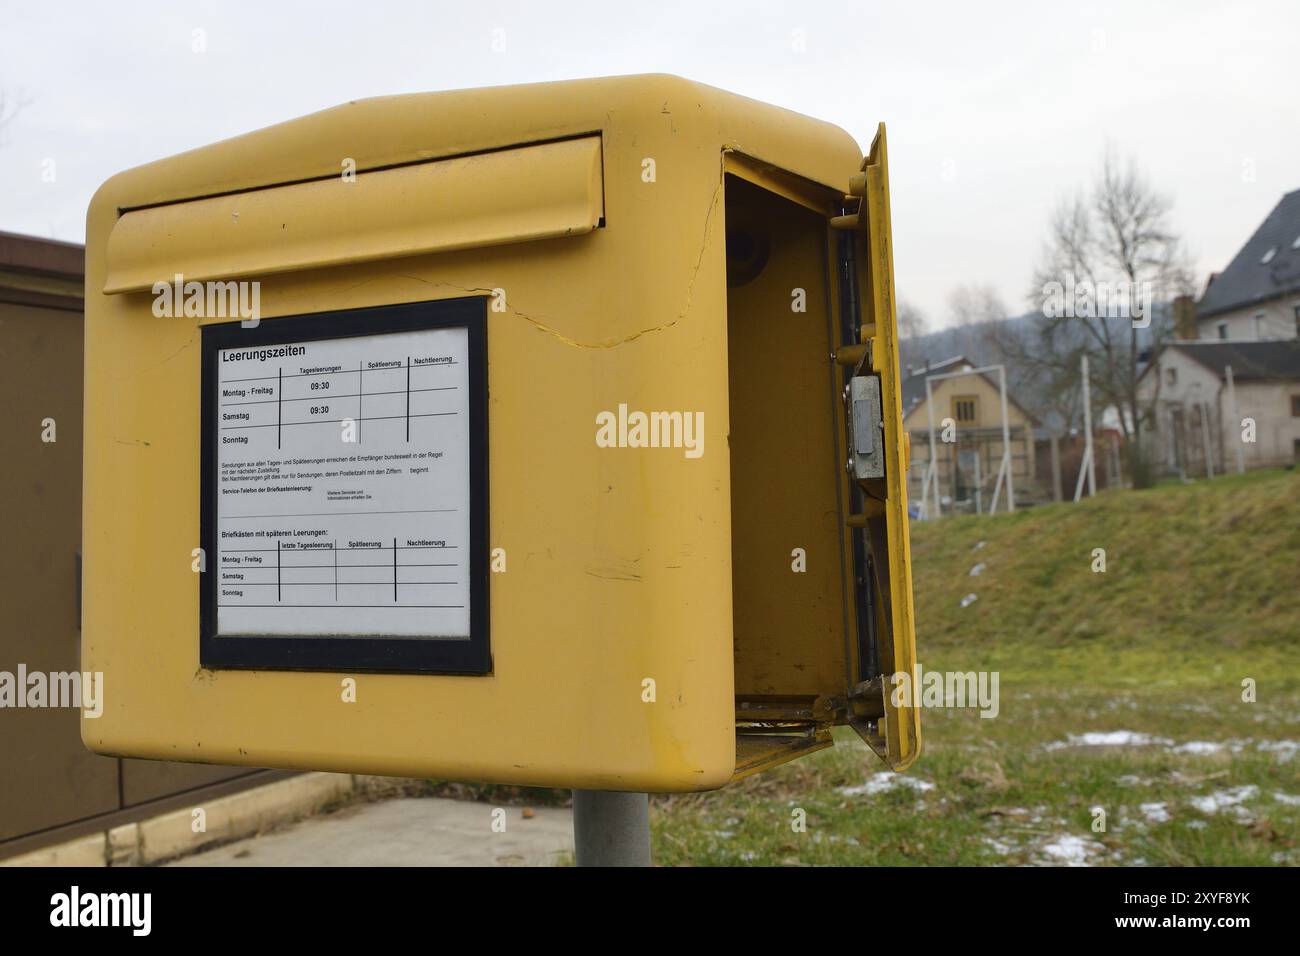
911;466;1300;688
650;468;1300;866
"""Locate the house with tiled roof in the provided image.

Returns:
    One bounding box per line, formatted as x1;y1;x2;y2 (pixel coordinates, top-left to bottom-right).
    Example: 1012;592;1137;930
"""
900;356;1046;510
1196;189;1300;342
1137;339;1300;474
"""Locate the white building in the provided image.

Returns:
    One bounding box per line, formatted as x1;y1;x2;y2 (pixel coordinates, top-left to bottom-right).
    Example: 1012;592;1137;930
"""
1137;341;1300;474
1196;188;1300;342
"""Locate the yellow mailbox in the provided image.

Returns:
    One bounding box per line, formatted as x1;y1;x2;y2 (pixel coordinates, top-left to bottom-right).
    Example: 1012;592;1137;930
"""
82;74;919;792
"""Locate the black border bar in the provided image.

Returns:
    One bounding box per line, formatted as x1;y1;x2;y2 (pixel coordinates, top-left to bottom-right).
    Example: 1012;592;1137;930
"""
198;297;490;675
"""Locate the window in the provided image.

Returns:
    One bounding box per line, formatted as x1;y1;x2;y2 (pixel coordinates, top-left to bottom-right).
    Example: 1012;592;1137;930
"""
1294;303;1299;338
1292;395;1300;417
1255;313;1267;340
1217;321;1228;340
953;396;978;424
1166;367;1177;386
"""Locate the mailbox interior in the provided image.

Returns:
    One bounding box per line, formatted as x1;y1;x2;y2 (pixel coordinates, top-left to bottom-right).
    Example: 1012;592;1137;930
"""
724;171;854;776
722;146;922;776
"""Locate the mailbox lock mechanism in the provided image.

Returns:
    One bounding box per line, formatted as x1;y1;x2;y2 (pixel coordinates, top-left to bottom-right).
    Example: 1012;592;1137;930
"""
846;374;885;480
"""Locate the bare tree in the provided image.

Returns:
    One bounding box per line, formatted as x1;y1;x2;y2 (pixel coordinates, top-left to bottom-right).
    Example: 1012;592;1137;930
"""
945;282;1008;357
1027;148;1194;485
897;299;930;339
947;282;1008;326
983;310;1086;433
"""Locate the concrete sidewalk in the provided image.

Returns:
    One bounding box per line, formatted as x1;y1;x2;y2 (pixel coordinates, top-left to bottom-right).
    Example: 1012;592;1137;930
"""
170;797;574;867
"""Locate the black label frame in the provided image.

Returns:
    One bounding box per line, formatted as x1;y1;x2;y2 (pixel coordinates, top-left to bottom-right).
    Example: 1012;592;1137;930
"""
198;297;490;675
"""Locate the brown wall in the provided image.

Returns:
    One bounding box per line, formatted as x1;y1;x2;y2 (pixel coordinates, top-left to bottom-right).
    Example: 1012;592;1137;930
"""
0;236;283;861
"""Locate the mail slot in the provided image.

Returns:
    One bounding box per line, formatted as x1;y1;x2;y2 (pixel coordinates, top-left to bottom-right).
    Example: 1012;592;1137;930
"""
82;74;919;791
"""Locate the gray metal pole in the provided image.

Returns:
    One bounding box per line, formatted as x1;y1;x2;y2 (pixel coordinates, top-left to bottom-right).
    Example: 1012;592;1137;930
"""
573;790;651;866
1080;354;1096;497
1200;399;1215;479
998;365;1015;512
1049;432;1063;502
1226;364;1245;475
925;376;941;518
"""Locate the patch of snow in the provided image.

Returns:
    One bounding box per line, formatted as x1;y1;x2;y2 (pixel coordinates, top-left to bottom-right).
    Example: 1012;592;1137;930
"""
1256;740;1299;761
959;592;978;608
1140;802;1171;824
969;563;986;577
1189;785;1260;816
1045;731;1173;751
1161;739;1299;759
972;540;986;551
837;771;935;797
1171;741;1227;755
983;836;1015;856
1039;834;1099;867
1272;792;1300;807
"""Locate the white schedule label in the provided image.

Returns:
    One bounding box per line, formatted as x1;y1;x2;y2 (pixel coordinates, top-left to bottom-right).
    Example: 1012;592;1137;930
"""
215;327;470;639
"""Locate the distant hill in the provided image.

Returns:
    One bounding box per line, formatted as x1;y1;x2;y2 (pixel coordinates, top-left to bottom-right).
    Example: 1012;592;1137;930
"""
898;306;1173;434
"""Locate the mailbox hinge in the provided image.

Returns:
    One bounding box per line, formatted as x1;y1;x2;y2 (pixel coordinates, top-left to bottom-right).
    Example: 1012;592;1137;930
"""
733;696;838;782
844;677;890;761
833;213;881;688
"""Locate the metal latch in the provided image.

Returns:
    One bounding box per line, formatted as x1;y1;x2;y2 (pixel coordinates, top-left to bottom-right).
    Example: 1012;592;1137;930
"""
847;375;885;479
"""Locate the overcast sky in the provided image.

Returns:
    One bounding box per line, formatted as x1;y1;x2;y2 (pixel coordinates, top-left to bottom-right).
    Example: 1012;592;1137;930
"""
1;0;1296;326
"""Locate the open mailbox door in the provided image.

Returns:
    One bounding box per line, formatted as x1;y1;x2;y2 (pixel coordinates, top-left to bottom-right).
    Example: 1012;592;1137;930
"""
835;124;922;771
722;122;921;781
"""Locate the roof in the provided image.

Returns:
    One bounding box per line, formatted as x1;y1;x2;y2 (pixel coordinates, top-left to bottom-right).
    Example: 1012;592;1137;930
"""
0;230;84;311
1197;189;1300;318
1142;340;1300;384
900;356;971;414
899;356;1037;425
0;230;83;278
